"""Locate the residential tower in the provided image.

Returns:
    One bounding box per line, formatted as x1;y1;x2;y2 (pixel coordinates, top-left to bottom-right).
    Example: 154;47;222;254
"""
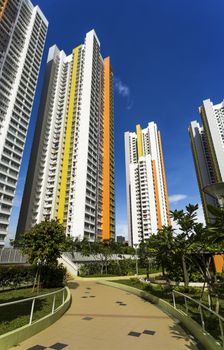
16;30;115;241
189;99;224;222
125;122;170;246
0;0;48;246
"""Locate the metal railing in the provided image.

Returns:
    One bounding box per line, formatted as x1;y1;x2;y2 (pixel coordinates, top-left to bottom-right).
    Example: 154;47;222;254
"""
172;289;224;347
0;287;67;331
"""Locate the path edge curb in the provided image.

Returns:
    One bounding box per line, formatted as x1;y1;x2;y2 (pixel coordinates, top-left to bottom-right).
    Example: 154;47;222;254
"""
99;280;221;350
0;286;72;350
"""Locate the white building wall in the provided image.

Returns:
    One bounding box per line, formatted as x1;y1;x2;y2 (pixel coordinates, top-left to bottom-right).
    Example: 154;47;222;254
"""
0;0;48;245
145;155;157;234
124;132;132;245
147;122;167;226
17;29;113;242
125;121;170;246
36;51;70;222
201;99;224;180
189;99;224;223
129;164;140;245
71;31;95;240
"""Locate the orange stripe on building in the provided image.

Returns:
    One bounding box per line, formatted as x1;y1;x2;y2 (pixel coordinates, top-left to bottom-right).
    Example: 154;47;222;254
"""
157;131;171;226
0;0;8;19
213;255;224;273
152;160;162;229
102;56;111;240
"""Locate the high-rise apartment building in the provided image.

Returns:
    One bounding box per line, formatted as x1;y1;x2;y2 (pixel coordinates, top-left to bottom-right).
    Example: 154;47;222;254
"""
16;30;115;242
0;0;48;246
125;122;171;246
189;99;224;222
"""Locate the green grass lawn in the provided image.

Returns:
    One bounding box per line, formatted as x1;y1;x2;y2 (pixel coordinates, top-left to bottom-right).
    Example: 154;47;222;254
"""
113;278;224;343
0;287;66;335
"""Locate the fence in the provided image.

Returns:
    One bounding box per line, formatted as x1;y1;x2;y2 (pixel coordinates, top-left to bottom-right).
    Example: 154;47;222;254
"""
172;289;224;347
0;287;67;335
0;248;27;264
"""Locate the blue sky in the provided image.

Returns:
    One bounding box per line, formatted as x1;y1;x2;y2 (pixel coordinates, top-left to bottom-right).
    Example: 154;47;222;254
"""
8;0;224;240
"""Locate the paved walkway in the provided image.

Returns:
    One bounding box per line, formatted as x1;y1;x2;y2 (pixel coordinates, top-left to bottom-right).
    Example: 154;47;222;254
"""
13;281;200;350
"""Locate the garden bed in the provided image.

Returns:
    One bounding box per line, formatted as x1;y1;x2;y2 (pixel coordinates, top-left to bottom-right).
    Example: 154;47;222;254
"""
0;287;62;335
113;278;224;342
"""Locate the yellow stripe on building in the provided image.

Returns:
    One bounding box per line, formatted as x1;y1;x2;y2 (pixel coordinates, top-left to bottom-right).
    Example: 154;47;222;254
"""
102;57;111;240
57;45;81;223
136;124;143;158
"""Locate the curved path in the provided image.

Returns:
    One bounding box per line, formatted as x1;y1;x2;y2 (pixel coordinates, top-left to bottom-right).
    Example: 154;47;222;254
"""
13;281;200;350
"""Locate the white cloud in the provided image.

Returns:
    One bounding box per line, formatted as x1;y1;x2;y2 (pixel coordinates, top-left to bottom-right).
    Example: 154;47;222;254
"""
114;77;133;110
169;194;187;204
12;194;22;208
196;203;206;225
114;77;130;97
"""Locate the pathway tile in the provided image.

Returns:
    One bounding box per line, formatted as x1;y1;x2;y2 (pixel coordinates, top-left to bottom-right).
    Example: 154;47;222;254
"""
12;281;200;350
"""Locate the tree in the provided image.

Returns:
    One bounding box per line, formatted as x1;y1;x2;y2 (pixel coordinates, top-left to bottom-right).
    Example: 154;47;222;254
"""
138;239;155;279
206;205;224;243
152;226;176;277
18;219;67;290
171;204;200;287
74;238;133;276
81;239;120;275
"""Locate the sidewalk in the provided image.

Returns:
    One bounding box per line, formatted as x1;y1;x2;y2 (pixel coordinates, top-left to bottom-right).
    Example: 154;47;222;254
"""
12;281;200;350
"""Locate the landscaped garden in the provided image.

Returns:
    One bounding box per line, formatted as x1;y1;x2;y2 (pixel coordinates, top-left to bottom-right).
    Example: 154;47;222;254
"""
0;219;69;336
0;286;66;335
1;201;224;345
112;277;224;343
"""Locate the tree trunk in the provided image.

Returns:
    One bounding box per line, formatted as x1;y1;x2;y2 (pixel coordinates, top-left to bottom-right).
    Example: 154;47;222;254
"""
161;261;165;276
182;255;189;287
116;260;121;275
37;268;41;292
215;295;220;314
146;264;149;279
32;268;39;292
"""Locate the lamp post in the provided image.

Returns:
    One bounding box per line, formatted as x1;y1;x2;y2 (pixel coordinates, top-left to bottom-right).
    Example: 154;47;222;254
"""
203;182;224;208
133;244;138;275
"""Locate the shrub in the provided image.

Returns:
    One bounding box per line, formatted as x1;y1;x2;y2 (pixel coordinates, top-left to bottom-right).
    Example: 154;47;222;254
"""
0;265;36;289
79;263;101;277
79;259;137;277
40;264;66;288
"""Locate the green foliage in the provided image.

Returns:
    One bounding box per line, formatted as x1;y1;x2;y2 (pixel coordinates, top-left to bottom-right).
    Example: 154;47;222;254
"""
206;205;224;244
18;219;67;266
135;202;224;313
79;258;137;277
0;287;64;335
0;265;36;289
138;203;224;289
15;220;69;290
40;264;66;288
67;237;135;256
70;238;136;275
174;285;202;295
116;278;224;342
188;271;203;283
